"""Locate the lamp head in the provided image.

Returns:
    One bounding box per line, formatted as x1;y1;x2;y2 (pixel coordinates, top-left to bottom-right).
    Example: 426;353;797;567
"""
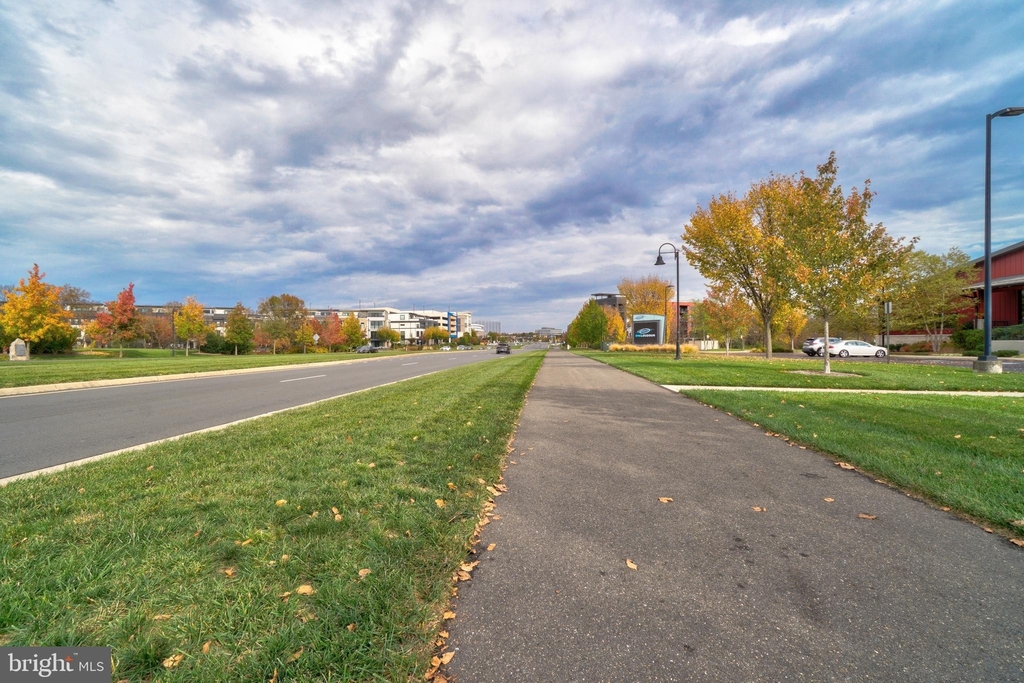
994;107;1024;118
654;254;666;266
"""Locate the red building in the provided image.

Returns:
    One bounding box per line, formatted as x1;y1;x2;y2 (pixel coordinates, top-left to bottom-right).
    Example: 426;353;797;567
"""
969;239;1024;328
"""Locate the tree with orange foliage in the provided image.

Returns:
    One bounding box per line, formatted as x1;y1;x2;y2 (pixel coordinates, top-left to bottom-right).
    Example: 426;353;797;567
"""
0;264;76;357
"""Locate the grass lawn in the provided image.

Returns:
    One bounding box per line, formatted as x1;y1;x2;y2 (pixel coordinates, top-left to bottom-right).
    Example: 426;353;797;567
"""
682;390;1024;534
0;349;418;390
0;352;545;681
578;350;1024;391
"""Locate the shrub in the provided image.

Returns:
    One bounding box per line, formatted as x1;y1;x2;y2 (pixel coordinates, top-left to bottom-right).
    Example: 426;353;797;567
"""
900;341;932;353
995;349;1020;357
993;324;1024;340
951;327;983;355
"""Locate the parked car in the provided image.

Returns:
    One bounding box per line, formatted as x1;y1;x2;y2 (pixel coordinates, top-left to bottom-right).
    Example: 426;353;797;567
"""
827;339;888;358
356;345;378;353
496;343;510;354
440;345;451;351
456;345;469;350
801;337;841;356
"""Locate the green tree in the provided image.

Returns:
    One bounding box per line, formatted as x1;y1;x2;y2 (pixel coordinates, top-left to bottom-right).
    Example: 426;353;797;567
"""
789;153;915;372
683;173;799;361
566;299;607;348
257;294;307;349
0;264;76;357
891;247;976;352
341;313;366;350
377;325;401;347
174;296;208;356
224;303;255;355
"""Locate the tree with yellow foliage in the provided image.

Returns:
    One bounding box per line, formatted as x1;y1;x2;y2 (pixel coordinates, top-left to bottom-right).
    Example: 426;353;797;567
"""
173;296;209;356
1;264;76;357
603;306;626;343
617;275;674;318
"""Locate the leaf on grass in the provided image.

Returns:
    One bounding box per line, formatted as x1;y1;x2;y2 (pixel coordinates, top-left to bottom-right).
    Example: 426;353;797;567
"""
276;499;288;506
477;478;486;485
347;622;357;631
279;591;292;600
295;584;315;596
435;499;446;508
152;614;172;621
334;514;343;522
751;507;766;513
332;507;340;515
269;667;279;683
223;568;237;578
202;641;213;654
487;543;497;551
443;611;456;620
1010;520;1024;528
358;568;372;579
240;538;253;546
625;559;638;571
824;498;835;503
162;653;185;669
954;434;961;439
440;651;455;665
147;465;155;471
448;483;457;490
857;513;877;520
286;647;303;663
281;554;290;562
658;497;673;503
837;462;855;470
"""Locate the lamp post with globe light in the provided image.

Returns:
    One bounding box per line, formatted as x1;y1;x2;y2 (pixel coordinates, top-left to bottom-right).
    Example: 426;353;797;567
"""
655;243;682;360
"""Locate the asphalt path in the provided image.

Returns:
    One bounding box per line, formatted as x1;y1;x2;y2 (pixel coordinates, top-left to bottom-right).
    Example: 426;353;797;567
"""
0;348;520;480
448;350;1024;682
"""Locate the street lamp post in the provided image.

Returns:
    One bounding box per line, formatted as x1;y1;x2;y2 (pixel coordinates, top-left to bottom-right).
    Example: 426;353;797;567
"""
975;106;1024;374
655;243;682;360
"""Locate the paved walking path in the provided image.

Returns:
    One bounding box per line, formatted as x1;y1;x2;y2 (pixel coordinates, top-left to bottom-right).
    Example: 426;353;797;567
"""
447;351;1024;682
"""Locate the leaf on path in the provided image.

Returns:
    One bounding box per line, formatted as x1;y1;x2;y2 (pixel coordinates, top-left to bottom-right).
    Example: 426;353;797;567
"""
286;647;303;663
837;462;855;470
751;506;766;513
824;498;835;503
1010;539;1024;547
857;513;877;520
162;653;185;669
443;611;456;620
457;571;471;581
295;584;315;596
658;497;673;503
439;651;455;665
940;506;951;511
487;543;497;551
983;527;994;533
625;559;638;571
460;561;480;571
439;630;449;638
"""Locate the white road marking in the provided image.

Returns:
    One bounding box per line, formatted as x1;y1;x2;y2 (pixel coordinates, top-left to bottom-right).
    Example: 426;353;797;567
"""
279;374;327;383
402;362;418;366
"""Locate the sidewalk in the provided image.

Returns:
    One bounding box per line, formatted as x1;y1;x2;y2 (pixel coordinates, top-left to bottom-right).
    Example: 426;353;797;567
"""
447;351;1024;682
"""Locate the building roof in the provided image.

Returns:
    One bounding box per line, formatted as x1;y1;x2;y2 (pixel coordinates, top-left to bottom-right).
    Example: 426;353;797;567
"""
965;273;1024;290
971;238;1024;266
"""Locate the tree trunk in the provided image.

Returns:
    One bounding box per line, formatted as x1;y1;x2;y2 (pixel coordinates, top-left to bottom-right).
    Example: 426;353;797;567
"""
234;344;238;356
273;340;276;355
822;319;831;374
119;341;123;359
725;337;731;355
764;320;773;360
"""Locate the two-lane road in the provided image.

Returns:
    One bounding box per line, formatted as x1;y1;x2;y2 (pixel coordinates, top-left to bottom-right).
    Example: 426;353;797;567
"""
0;349;518;480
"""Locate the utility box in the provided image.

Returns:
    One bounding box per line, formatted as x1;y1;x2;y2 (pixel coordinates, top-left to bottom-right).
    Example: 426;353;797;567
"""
632;314;665;345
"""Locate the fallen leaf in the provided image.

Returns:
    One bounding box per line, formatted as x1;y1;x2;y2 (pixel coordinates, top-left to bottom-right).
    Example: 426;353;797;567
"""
332;506;339;514
1010;539;1024;547
983;527;994;533
626;559;638;571
223;568;237;578
460;561;480;571
824;498;835;502
295;584;315;596
202;641;213;654
435;499;446;508
279;591;292;600
439;630;449;638
152;614;172;621
751;507;766;513
162;653;185;669
334;514;343;522
954;434;962;439
435;674;448;683
147;465;155;471
281;554;290;562
1011;520;1024;528
269;667;279;683
940;506;951;511
358;568;372;579
443;611;456;620
837;462;855;470
457;571;471;581
857;513;877;520
658;497;674;503
276;499;288;506
286;647;303;663
347;623;357;631
240;538;252;546
436;651;454;666
487;543;496;551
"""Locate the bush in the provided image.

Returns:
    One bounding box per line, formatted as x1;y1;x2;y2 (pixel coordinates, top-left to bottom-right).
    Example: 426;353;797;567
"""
995;349;1020;357
900;341;932;353
993;324;1024;340
608;343;698;353
951;327;983;355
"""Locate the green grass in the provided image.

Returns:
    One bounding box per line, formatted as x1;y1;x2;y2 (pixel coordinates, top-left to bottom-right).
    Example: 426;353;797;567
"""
681;390;1024;533
578;351;1024;391
0;352;545;681
0;349;418;389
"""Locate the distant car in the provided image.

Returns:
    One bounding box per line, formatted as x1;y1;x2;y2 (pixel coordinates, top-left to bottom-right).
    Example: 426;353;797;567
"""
356;345;378;353
828;340;887;358
456;344;469;350
801;337;841;356
496;343;510;354
440;345;451;351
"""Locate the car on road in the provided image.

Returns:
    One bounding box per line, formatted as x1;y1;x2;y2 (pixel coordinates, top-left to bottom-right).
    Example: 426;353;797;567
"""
801;337;841;356
440;345;451;351
356;345;378;353
827;339;888;358
496;343;510;354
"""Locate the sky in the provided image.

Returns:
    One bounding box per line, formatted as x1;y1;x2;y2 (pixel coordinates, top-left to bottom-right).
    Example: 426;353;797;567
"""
2;1;1023;331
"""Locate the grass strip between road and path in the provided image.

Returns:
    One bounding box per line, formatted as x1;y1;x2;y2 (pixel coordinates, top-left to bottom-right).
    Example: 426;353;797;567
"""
580;351;1024;539
577;350;1024;391
0;351;545;681
0;348;422;390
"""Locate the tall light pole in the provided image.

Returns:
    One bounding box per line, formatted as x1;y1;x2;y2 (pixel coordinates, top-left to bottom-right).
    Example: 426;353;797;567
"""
976;106;1024;373
655;243;682;360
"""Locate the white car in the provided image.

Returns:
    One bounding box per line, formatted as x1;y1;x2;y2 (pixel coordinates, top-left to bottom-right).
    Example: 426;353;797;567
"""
827;340;888;358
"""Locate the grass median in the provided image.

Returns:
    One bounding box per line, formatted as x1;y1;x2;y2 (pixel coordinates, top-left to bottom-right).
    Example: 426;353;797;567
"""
0;351;544;681
0;349;417;390
580;351;1024;538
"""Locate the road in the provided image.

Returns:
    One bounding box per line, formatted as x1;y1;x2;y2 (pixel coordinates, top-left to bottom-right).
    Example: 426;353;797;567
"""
0;348;523;480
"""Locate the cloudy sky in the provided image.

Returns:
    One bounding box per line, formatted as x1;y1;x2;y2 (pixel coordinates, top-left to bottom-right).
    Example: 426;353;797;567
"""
2;1;1022;330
